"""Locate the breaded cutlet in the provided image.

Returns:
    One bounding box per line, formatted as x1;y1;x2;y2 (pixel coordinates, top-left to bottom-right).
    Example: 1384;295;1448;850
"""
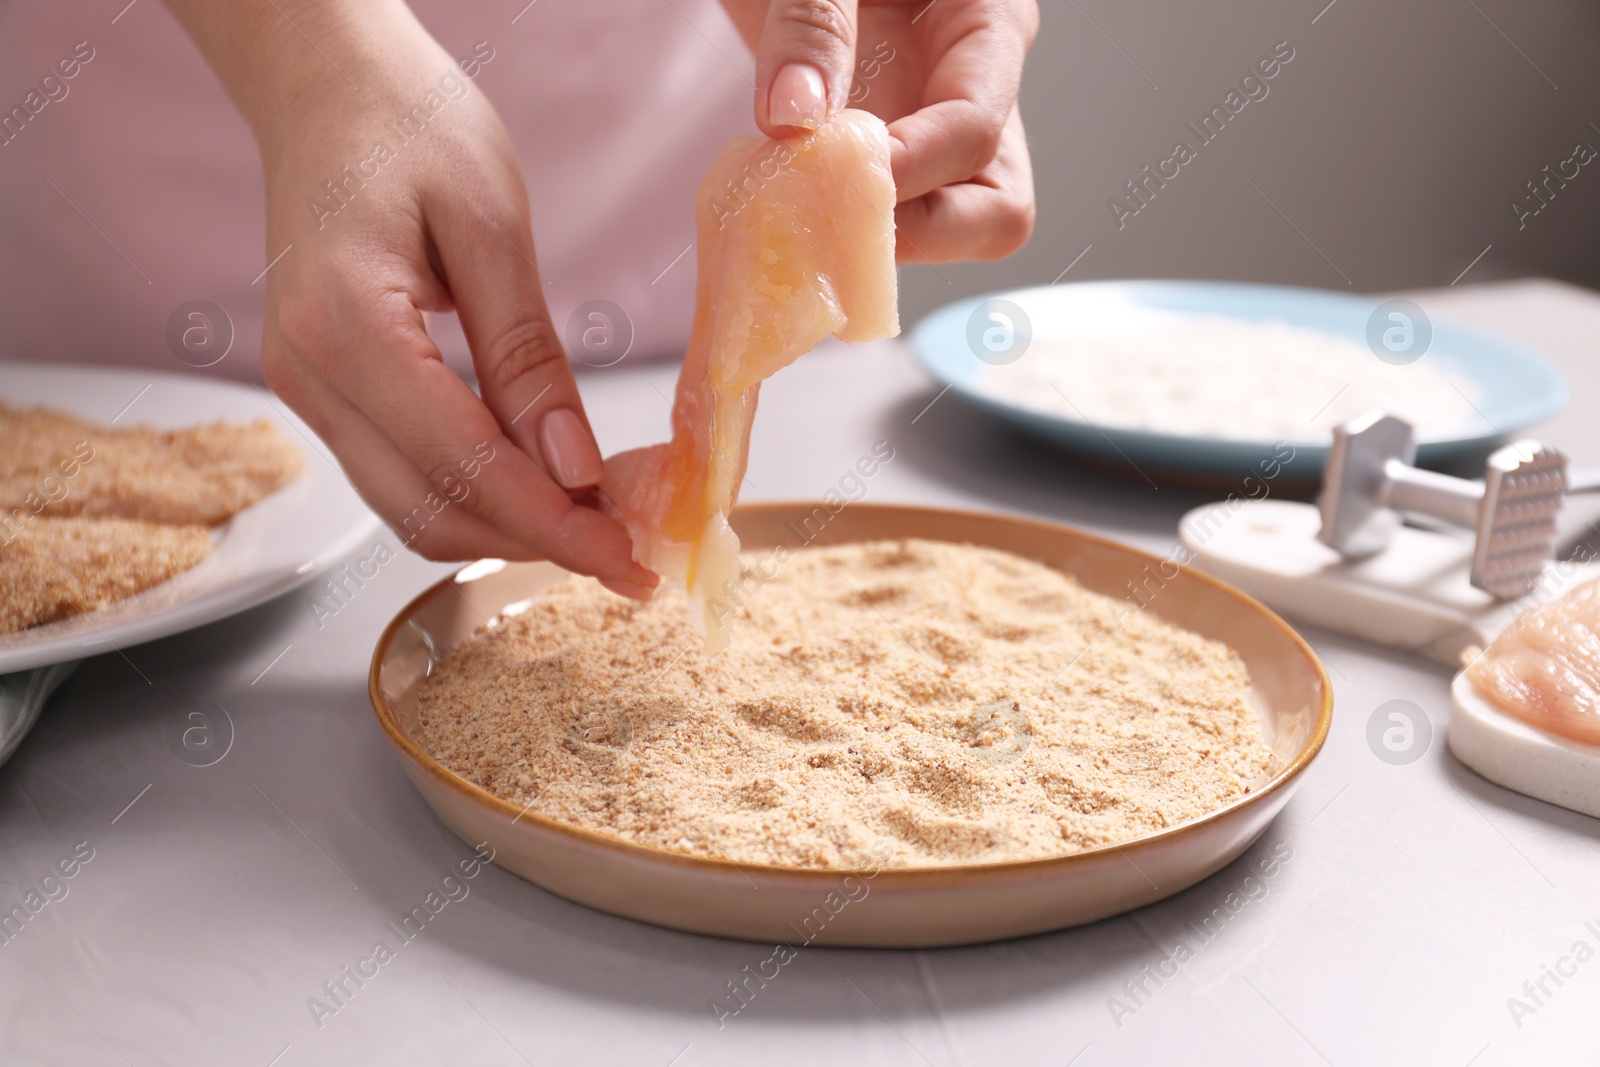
0;402;304;526
0;515;211;635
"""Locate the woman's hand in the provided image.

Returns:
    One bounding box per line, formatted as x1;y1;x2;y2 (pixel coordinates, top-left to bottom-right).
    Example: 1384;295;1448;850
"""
720;0;1039;263
165;0;658;598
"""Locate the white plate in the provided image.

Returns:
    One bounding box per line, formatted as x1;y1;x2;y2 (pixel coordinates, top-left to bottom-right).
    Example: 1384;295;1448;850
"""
1;363;382;673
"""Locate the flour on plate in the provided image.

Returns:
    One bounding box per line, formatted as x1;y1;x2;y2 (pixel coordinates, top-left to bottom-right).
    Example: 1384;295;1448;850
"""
980;316;1477;439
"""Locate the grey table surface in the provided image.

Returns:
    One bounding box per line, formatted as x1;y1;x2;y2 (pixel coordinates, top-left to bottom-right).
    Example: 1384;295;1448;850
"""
3;279;1598;1067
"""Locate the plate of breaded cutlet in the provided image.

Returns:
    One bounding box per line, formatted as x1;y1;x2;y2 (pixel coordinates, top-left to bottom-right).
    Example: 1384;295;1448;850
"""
0;363;383;673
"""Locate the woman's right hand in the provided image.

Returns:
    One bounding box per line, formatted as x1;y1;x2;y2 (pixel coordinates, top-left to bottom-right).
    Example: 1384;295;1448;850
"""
167;0;659;598
719;0;1039;264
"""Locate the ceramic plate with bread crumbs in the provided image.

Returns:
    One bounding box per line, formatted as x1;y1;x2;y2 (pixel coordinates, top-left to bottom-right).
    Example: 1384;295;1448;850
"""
415;539;1278;870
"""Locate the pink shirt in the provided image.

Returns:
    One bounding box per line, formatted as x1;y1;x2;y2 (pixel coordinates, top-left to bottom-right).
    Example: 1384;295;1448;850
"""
0;0;751;380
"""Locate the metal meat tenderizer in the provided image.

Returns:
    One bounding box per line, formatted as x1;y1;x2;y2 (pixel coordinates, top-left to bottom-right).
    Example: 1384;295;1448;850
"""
1316;412;1571;599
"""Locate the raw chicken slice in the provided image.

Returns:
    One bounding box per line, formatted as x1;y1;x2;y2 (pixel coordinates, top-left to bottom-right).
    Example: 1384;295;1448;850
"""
601;109;899;652
1468;575;1600;745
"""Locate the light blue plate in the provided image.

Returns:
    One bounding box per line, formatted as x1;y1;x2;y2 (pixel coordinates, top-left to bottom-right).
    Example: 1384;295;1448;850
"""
911;280;1569;482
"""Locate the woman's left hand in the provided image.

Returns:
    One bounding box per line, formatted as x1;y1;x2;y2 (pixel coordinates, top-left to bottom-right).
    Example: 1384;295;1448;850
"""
719;0;1039;263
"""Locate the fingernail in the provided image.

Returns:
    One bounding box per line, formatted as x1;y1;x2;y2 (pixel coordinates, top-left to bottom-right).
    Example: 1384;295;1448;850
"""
600;577;657;602
537;408;604;489
767;63;827;129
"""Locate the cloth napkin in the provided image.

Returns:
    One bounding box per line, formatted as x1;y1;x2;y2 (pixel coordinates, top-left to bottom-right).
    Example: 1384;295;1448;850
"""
0;662;78;766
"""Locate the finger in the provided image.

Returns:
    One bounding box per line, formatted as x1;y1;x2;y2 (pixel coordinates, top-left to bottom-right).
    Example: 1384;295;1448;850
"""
262;339;536;562
754;0;860;137
290;276;657;591
426;178;604;493
884;0;1036;201
894;106;1035;262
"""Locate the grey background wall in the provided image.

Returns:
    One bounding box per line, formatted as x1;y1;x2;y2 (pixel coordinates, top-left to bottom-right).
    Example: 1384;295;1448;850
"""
898;0;1600;326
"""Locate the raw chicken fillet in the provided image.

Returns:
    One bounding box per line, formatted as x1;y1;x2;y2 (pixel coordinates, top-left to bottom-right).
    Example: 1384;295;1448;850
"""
601;110;899;651
1469;575;1600;746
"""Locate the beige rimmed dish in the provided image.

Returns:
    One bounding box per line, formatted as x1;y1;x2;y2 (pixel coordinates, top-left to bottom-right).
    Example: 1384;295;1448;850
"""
369;503;1332;947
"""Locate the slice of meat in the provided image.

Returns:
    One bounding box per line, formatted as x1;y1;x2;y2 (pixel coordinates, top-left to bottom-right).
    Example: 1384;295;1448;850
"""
0;402;304;527
0;515;211;635
1468;575;1600;745
601;109;899;652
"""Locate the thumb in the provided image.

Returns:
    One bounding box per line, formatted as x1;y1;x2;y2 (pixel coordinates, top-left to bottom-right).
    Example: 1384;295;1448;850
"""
755;0;859;137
